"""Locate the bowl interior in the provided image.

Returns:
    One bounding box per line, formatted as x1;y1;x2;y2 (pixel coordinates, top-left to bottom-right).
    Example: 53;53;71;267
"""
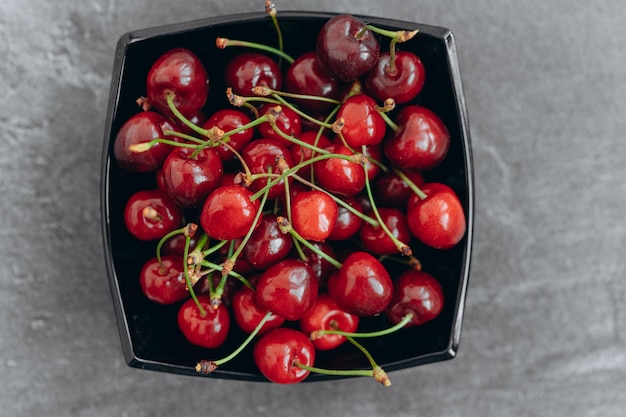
101;11;473;381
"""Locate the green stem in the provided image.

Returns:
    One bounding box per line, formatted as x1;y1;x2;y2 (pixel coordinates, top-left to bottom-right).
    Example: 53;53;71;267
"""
313;313;413;339
166;91;208;137
217;38;294;64
183;233;206;317
287;227;342;269
294;362;377;379
392;167;428;200
155;228;185;264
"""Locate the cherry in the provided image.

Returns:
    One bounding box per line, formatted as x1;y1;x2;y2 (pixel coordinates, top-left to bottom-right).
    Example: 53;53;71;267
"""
327;251;393;317
139;255;189;305
200;184;262;241
124;189;182;241
231;286;285;335
313;144;365;197
406;182;466;249
224;52;282;96
242;214;293;270
201;109;253;162
160;146;223;208
301;241;338;289
291;190;338;242
374;170;425;208
299;293;359;351
289;130;332;177
146;48;209;117
358;207;412;256
256;103;302;144
364;51;425;104
384;105;450;172
161;233;199;257
177;296;230;348
242;138;294;200
327;196;364;241
385;270;444;327
284;51;340;115
253;327;315;384
316;14;380;82
255;259;318;321
362;143;384;181
113;111;180;172
337;94;387;147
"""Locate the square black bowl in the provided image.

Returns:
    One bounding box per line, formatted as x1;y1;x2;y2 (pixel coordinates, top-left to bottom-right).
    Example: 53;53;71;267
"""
100;11;473;381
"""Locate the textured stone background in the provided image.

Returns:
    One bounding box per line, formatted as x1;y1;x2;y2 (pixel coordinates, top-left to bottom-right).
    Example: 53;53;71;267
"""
1;0;625;416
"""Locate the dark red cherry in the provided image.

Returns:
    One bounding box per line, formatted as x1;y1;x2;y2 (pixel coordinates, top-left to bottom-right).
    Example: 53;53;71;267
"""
358;207;412;256
242;138;294;200
253;327;315;384
113;111;180;172
327;196;364;241
231;286;285;335
384;105;450;172
224;52;282;96
327;251;393;317
243;214;293;270
313;144;365;197
256;103;302;145
161;233;200;257
362;143;383;181
255;259;318;321
289;130;332;177
316;14;380;82
284;51;340;115
301;241;337;289
385;270;444;326
406;182;466;249
202;109;253;162
147;48;209;117
374;170;425;208
139;255;189;305
177;296;230;348
364;50;426;104
299;293;359;351
200;185;262;241
124;189;182;241
217;237;257;276
161;146;223;208
291;190;338;242
336;94;386;147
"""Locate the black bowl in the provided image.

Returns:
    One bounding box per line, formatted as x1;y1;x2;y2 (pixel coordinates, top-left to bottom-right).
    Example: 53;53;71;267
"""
101;11;473;382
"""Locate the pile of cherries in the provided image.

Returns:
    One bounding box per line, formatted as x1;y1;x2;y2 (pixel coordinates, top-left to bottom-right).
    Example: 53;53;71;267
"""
113;6;466;385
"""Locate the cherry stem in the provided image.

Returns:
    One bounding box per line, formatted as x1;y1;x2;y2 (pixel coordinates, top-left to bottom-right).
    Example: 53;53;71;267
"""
378;254;422;271
265;0;284;66
200;259;254;291
155;227;185;264
378;107;400;132
201;238;228;257
165;91;209;137
277;217;343;269
312;312;413;339
183;228;207;317
344;335;392;386
270;92;340;130
359;24;418;43
362;146;412;256
252;86;341;106
281;169;307;261
293;361;389;386
216;37;294;64
392;167;428;200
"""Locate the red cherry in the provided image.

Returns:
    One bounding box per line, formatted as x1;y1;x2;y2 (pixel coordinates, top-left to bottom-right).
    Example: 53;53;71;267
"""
291;190;338;242
147;48;209;117
253;327;315;384
139;255;189;305
299;293;359;351
224;52;282;96
359;207;411;256
384;105;450;172
242;138;294;200
231;286;285;335
284;51;340;115
177;296;230;348
289;131;332;177
161;146;223;208
243;214;293;270
202;109;253;161
327;251;393;317
256;103;302;145
385;270;444;326
313;144;365;197
160;233;199;257
336;94;386;147
255;259;318;321
113;111;180;172
200;185;262;241
316;14;380;82
364;51;426;104
374;170;425;208
327;196;364;241
301;241;338;289
124;189;182;241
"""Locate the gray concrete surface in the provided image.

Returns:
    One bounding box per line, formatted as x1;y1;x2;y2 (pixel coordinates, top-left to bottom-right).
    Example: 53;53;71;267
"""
1;0;625;416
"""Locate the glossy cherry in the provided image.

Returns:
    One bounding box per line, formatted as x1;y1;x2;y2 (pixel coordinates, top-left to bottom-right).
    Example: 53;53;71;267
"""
161;146;223;207
313;144;365;197
284;51;340;115
146;48;209;117
253;327;315;384
336;94;387;147
364;50;425;104
299;293;359;351
255;259;318;321
384;105;450;172
406;182;466;249
243;214;293;270
359;207;412;256
242;138;294;200
139;255;189;305
231;286;285;335
374;170;425;208
316;14;380;82
224;52;282;96
385;270;444;327
177;296;230;348
327;251;393;317
327;196;364;241
202;109;253;162
200;184;262;241
291;190;338;242
124;189;182;241
256;103;302;145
